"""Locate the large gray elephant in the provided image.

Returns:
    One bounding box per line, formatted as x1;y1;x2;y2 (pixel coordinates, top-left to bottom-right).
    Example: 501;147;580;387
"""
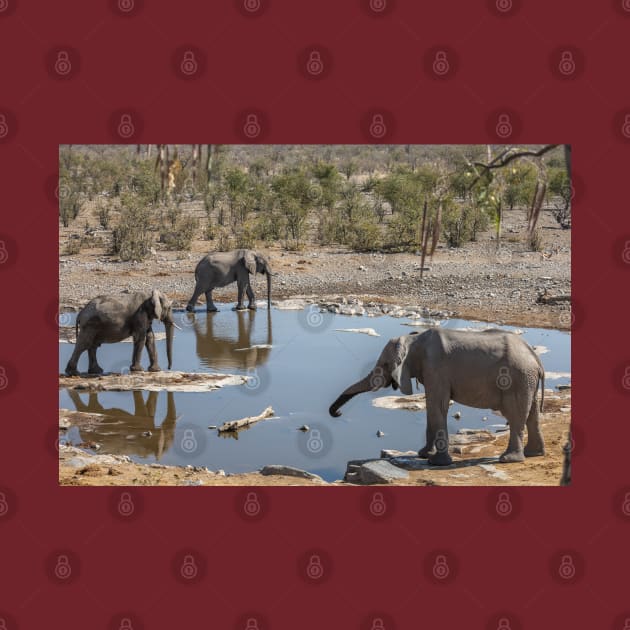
186;249;272;312
329;328;545;465
65;290;179;376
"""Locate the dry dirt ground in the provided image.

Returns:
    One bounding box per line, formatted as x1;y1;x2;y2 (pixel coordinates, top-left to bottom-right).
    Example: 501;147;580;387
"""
59;207;571;330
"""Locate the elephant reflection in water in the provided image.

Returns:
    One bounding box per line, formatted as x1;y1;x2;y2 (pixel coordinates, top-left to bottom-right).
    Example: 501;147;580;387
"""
67;389;178;460
192;309;272;370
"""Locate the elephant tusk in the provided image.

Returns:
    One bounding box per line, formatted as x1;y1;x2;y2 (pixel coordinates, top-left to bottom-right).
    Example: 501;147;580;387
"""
172;322;183;331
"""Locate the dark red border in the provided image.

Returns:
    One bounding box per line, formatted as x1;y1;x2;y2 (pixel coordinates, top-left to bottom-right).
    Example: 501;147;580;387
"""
1;1;629;628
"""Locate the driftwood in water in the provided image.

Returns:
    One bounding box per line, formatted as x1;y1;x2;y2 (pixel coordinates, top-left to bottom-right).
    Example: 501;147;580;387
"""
217;406;275;433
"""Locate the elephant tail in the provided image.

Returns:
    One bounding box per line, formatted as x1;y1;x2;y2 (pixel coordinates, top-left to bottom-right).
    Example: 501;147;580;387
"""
75;317;80;344
539;367;545;412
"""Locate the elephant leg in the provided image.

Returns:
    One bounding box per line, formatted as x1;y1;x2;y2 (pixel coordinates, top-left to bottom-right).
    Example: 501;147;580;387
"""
133;390;149;416
235;281;247;310
499;414;526;463
130;332;146;372
87;347;103;375
145;329;161;372
186;283;204;312
425;394;453;466
65;339;88;376
524;397;545;457
204;290;218;313
418;424;436;458
246;283;257;310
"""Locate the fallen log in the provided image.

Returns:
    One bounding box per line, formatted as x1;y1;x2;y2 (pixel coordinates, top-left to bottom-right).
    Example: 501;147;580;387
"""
216;406;275;433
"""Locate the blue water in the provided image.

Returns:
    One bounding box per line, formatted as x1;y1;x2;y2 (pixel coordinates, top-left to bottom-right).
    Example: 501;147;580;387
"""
59;305;570;481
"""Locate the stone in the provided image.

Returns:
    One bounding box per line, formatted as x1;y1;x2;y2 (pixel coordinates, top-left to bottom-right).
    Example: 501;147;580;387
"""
357;460;410;484
453;411;462;420
376;430;385;437
298;425;310;432
260;465;323;481
381;449;417;459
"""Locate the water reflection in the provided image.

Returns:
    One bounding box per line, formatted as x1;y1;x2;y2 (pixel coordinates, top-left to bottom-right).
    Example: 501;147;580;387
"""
67;389;178;460
192;309;272;370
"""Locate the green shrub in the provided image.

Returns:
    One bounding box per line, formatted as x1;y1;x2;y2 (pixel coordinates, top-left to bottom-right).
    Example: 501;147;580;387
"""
160;216;198;251
111;204;153;261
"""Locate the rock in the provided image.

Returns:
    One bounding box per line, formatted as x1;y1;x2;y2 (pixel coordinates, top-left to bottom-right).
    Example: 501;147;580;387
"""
358;265;367;271
207;425;217;430
335;328;379;336
389;456;432;471
479;464;509;481
59;417;71;430
381;449;417;459
357;460;410;484
453;411;462;420
376;430;385;437
298;425;310;432
372;394;426;411
260;465;323;481
142;431;152;437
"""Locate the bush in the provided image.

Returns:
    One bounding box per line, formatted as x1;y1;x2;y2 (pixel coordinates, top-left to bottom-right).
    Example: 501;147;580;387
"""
528;228;544;252
111;204;153;261
348;218;381;251
160;216;198;251
64;237;82;255
94;201;111;229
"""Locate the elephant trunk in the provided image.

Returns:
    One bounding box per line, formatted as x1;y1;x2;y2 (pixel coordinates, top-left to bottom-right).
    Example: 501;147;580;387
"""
266;266;272;308
329;373;379;417
164;318;175;370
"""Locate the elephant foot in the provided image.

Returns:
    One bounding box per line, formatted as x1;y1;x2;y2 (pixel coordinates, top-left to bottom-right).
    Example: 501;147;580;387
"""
88;366;104;375
185;304;195;313
499;450;525;463
130;364;144;372
428;451;453;466
65;366;80;377
418;446;434;459
524;446;545;458
234;305;247;311
206;306;218;313
147;365;161;373
247;304;257;311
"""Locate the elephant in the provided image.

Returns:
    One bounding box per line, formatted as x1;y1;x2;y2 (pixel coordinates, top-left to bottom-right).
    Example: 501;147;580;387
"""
191;308;272;370
329;328;545;466
67;389;178;460
65;290;180;376
186;249;272;312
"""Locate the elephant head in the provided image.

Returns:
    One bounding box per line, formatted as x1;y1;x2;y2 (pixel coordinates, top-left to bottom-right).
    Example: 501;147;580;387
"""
329;333;418;417
149;289;179;369
242;250;273;308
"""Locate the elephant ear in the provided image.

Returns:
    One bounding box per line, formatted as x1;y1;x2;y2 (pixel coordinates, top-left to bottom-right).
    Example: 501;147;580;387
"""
151;289;163;320
391;338;413;395
242;250;257;275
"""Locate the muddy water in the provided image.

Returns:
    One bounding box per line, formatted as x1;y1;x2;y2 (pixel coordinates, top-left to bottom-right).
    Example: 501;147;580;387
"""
58;304;570;481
